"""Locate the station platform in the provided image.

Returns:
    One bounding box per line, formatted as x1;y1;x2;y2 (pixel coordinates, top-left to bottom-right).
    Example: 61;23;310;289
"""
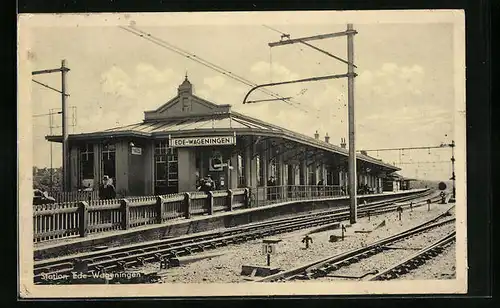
34;189;427;260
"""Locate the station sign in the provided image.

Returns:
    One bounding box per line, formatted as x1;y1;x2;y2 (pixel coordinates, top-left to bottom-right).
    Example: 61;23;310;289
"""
131;147;142;155
169;136;236;148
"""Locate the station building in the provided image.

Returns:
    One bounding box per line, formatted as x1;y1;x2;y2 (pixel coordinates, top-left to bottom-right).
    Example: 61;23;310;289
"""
47;76;400;197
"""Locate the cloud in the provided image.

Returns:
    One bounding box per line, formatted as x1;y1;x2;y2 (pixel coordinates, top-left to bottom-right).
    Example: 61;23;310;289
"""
100;66;135;98
250;61;300;83
358;63;425;99
203;75;226;90
100;63;175;99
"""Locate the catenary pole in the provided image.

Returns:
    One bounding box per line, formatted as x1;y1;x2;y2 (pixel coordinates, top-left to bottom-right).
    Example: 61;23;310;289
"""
61;60;69;192
347;24;357;224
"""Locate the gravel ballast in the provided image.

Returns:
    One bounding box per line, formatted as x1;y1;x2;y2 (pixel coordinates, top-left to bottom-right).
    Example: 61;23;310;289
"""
394;242;456;280
160;203;455;283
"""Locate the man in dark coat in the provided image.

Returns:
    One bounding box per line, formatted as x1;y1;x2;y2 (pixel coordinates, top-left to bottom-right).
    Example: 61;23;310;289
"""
99;175;116;200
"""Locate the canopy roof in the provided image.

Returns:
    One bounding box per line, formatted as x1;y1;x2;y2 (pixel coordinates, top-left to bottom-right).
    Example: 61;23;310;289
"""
46;76;400;172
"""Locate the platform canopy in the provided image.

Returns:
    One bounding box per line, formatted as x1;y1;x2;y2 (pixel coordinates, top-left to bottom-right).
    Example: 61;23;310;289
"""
46;76;399;172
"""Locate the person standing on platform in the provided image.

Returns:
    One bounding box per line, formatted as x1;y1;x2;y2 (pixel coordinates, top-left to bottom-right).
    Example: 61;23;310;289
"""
317;179;325;196
206;175;216;191
99;175;116;200
200;176;215;192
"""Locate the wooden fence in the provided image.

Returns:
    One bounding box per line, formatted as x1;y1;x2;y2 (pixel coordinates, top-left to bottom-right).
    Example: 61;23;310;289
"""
33;188;249;243
50;190;100;203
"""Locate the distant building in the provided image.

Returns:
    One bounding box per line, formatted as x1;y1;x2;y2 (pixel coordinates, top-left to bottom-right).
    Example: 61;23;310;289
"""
47;76;400;196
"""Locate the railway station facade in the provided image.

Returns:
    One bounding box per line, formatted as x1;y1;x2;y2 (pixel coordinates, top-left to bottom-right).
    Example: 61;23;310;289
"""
47;76;400;197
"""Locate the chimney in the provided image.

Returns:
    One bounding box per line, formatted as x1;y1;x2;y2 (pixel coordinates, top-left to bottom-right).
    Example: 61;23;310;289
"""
324;133;330;143
314;130;319;140
340;138;346;149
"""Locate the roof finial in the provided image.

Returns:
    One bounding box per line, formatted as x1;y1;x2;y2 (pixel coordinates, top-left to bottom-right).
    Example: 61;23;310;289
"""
185;70;188;80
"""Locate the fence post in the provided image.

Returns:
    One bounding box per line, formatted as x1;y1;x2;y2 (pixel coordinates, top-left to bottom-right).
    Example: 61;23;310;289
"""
78;201;88;237
184;192;191;219
244;188;251;208
156;196;164;224
227;189;234;211
208;191;214;215
120;199;130;230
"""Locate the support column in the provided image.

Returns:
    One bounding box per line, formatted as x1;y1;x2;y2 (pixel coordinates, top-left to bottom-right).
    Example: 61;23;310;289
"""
93;143;101;191
262;142;268;185
115;141;130;195
311;163;317;185
278;145;285;186
265;141;272;180
250;137;258;188
70;145;79;191
244;137;252;188
144;140;155;196
300;151;307;185
229;152;238;189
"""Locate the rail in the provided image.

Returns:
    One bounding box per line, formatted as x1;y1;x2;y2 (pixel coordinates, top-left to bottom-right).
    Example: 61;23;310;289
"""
34;190;435;283
33;185;425;243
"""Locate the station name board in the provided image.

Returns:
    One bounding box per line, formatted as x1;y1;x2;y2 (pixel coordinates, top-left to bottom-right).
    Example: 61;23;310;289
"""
169;136;236;148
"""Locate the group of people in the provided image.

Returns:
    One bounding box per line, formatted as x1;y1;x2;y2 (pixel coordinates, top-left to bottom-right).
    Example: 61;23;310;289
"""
196;175;217;192
340;184;375;195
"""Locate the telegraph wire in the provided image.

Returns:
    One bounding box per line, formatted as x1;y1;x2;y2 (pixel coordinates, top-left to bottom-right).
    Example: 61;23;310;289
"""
119;26;318;115
123;26;314;114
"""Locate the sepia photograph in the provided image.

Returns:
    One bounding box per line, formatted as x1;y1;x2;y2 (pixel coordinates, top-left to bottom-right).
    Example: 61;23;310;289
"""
18;10;467;297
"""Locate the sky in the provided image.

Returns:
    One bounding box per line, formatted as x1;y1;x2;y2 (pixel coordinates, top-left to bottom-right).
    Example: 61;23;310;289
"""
25;12;461;181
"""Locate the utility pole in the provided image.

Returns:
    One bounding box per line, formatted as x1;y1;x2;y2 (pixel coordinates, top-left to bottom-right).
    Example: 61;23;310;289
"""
450;140;456;199
245;25;359;223
347;24;357;224
61;60;69;192
32;60;70;192
359;141;456;199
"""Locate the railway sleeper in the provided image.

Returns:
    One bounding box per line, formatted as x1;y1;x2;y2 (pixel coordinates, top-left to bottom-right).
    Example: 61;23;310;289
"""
294;274;311;281
311;268;329;277
116;261;128;271
136;257;146;266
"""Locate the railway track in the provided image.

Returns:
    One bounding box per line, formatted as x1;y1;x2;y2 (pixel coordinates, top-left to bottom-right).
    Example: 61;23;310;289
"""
255;204;455;282
367;231;456;281
34;190;440;284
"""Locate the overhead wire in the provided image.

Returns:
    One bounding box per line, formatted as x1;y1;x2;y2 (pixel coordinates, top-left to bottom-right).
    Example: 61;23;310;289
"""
119;25;317;115
262;25;346;121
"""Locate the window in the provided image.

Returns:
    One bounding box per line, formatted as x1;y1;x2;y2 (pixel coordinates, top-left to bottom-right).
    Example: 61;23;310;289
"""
167;147;178;189
237;154;245;188
256;155;262;186
79;143;94;187
269;158;277;178
101;143;116;184
308;166;315;186
154;140;178;194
